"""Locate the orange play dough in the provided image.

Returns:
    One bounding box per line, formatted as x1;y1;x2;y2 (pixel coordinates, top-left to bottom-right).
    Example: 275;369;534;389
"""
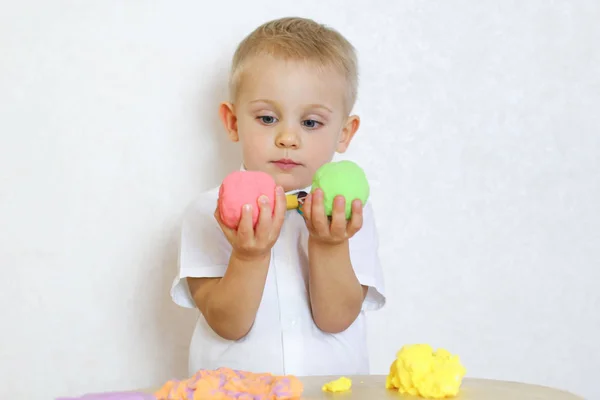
154;367;303;400
218;170;276;229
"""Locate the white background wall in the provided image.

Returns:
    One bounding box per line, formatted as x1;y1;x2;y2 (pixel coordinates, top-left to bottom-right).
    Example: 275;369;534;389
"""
1;1;598;399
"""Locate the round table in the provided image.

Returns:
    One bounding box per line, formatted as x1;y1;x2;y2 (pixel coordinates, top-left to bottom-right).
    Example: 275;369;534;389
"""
144;375;583;399
296;375;583;399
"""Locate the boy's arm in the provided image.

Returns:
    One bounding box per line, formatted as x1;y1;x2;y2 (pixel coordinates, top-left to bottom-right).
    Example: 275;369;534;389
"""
307;238;368;333
187;252;270;341
302;189;374;334
183;187;286;341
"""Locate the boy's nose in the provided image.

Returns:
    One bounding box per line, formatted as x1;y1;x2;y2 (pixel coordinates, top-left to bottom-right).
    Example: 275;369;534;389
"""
275;130;300;149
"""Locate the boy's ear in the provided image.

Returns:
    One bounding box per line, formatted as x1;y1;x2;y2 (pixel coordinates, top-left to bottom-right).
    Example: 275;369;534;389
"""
219;102;239;142
336;115;360;153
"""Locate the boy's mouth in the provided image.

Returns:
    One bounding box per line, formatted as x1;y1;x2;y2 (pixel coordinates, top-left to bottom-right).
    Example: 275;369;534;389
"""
271;158;301;170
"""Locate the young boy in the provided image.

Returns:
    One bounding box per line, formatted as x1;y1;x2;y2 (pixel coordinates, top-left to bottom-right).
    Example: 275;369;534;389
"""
170;17;386;377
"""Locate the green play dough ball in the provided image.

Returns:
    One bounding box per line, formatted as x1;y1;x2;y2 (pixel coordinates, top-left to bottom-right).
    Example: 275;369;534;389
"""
311;160;370;219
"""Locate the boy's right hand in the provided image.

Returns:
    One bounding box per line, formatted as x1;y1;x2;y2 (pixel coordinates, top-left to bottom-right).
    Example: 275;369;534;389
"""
214;186;286;261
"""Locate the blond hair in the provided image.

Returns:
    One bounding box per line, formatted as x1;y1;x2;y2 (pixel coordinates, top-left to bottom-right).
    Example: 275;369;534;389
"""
229;17;358;111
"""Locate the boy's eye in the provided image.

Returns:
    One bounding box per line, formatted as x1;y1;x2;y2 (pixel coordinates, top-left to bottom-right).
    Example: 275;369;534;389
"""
302;119;322;129
257;116;277;125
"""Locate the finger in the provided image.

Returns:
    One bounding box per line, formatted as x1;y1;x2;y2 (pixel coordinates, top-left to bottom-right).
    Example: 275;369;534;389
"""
214;206;237;242
346;199;364;237
311;189;330;235
237;204;255;244
254;195;273;241
302;193;313;230
330;195;347;238
271;186;287;231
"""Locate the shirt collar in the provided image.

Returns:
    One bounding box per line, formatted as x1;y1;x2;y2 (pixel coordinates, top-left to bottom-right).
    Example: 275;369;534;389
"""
239;164;311;195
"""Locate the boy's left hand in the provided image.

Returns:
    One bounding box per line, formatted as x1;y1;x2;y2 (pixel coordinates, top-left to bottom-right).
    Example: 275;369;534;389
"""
302;188;363;245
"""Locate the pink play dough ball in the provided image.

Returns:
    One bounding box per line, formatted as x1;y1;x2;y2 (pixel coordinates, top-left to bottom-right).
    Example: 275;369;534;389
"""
218;170;276;229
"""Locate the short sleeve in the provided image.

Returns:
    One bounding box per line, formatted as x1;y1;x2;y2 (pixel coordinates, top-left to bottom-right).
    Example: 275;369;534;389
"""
170;189;232;309
349;201;386;312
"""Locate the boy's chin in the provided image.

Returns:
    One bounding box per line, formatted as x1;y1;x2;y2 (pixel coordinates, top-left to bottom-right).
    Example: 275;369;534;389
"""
273;174;310;193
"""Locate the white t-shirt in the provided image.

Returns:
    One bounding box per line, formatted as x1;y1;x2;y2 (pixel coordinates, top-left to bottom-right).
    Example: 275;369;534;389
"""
170;183;386;377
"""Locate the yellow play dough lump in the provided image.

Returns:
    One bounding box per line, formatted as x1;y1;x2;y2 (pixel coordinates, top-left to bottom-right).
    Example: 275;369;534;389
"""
322;376;352;392
386;344;466;399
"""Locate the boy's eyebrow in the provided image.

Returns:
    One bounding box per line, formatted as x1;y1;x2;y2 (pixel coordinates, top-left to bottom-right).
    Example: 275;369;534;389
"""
248;100;334;114
305;103;333;113
249;99;278;106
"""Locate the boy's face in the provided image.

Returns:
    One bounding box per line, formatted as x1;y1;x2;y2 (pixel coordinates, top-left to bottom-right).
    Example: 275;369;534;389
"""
219;55;359;192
